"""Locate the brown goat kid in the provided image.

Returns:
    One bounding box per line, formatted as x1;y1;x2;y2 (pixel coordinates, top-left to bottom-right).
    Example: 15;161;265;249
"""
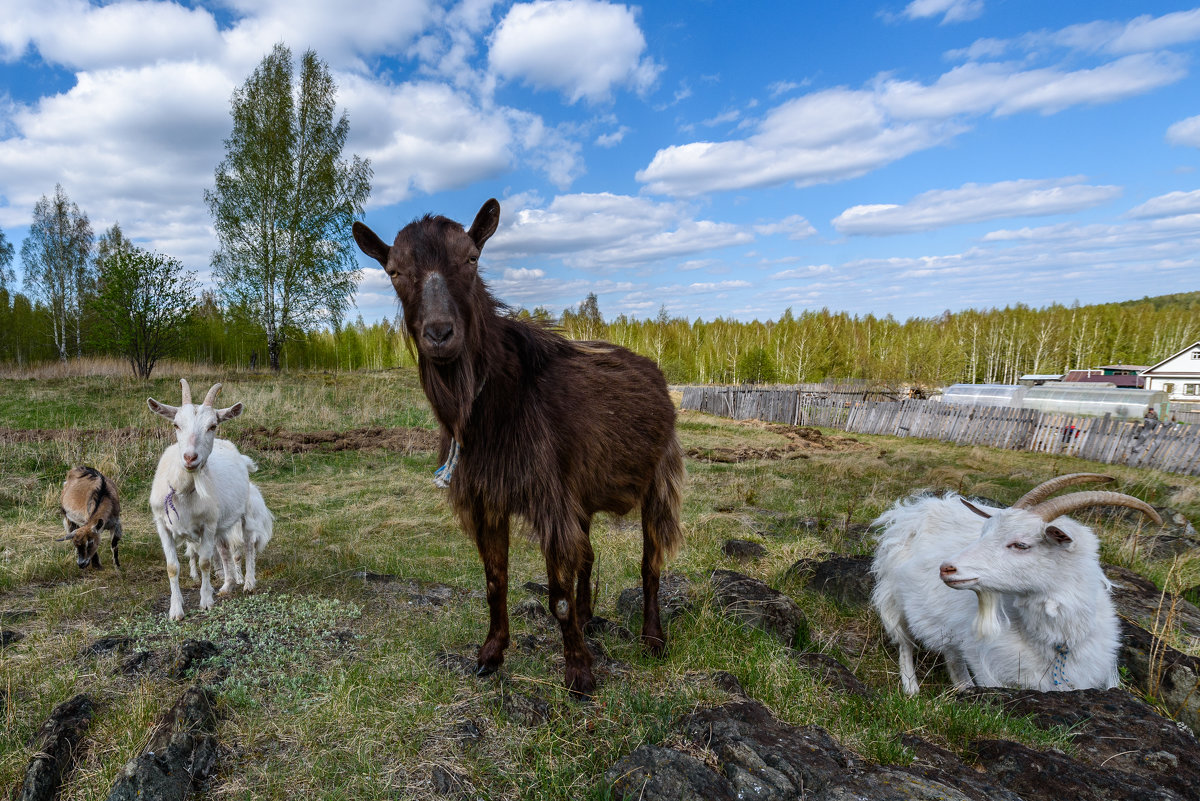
354;199;685;696
59;466;123;569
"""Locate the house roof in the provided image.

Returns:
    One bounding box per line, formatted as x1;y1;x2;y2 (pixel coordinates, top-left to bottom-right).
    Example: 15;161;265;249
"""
1095;364;1149;371
1141;341;1200;374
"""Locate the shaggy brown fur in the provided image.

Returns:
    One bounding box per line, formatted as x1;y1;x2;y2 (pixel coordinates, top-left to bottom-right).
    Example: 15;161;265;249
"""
60;466;123;569
354;199;685;695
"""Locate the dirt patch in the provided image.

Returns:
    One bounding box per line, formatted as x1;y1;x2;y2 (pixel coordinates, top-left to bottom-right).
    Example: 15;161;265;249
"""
0;426;160;445
687;422;863;463
235;425;439;454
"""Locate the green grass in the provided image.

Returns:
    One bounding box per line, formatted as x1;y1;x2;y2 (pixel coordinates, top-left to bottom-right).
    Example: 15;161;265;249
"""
1;368;1198;798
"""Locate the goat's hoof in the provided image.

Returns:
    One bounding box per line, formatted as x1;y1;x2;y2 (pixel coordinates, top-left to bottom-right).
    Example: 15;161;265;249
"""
642;635;667;658
474;662;499;678
565;670;596;699
243;582;256;593
218;586;234;596
169;610;184;622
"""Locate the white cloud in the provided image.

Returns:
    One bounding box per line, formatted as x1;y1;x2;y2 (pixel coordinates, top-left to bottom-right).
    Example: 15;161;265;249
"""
595;126;630;147
903;0;984;25
1126;190;1200;219
638;51;1184;196
488;0;661;104
487;192;752;269
753;215;817;240
1167;114;1200;148
503;266;545;279
832;177;1121;235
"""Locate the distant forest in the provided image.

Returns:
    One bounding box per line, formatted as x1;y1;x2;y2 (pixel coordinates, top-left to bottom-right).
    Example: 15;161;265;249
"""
2;286;1198;388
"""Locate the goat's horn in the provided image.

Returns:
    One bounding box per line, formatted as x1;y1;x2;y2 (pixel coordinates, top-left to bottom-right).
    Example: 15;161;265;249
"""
1011;473;1113;509
55;533;74;541
1031;490;1163;526
202;383;222;407
180;378;193;406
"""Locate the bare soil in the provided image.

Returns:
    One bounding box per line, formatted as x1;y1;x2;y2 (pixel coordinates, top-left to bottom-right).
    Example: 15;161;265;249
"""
235;425;440;454
686;422;865;463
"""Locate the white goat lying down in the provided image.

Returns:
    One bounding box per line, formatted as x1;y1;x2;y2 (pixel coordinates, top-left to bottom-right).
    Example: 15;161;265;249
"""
871;473;1162;694
148;379;269;620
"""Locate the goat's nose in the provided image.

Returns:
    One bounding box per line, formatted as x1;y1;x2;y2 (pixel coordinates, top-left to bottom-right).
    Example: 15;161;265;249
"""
939;563;957;578
424;321;454;345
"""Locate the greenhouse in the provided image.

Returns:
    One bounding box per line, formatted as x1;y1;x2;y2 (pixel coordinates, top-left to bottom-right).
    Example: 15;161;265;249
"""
1022;385;1168;420
938;384;1027;408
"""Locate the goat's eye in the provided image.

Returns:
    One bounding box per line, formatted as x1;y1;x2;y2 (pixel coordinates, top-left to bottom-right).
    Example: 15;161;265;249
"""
208;424;217;431
173;423;180;430
468;255;478;264
1007;542;1031;550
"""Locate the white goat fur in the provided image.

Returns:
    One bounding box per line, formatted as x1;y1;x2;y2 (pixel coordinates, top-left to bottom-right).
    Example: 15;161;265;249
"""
148;380;254;620
185;460;274;594
871;492;1119;694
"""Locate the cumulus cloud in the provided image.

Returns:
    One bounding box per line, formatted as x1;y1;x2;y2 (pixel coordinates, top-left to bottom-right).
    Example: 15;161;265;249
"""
1126;190;1200;219
832;177;1121;235
903;0;984;25
488;0;661;104
638;49;1184;196
1167;114;1200;148
487;192;752;269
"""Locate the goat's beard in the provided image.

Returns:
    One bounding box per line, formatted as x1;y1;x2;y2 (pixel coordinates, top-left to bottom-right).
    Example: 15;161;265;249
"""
973;590;1005;639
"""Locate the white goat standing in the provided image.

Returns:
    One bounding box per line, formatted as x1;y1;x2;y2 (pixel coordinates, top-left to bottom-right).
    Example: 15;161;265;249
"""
148;379;251;620
871;474;1162;694
187;474;274;593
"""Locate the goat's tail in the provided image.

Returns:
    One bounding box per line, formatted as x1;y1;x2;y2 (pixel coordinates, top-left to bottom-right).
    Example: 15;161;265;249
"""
643;434;685;567
242;455;258;473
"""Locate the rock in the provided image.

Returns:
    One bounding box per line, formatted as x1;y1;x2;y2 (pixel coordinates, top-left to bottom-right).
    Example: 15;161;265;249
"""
1090;505;1196;558
355;572;457;606
711;569;807;647
788;555;875;608
616;573;693;625
1106;564;1200;638
814;768;973;800
79;635;133;659
522;581;549;596
513;598;548;621
496;688;549;727
896;735;1025;801
705;670;746;696
106;686;219;801
1;630;23;647
722;539;768;559
16;694;94;801
583;616;634;640
605;745;738;801
793;652;872;698
972;738;1179;801
961;687;1200;801
168;640;219;680
446;719;483;746
353;570;397;583
1120;620;1200;733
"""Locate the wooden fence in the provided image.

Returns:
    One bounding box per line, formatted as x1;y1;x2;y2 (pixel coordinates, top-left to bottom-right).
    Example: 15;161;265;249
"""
679;386;1200;476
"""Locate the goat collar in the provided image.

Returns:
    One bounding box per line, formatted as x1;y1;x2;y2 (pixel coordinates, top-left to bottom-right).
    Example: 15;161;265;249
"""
432;378;486;488
164;485;180;524
1050;643;1070;688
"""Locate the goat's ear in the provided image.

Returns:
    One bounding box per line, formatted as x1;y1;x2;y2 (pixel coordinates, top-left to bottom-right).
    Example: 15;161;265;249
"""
353;222;391;267
93;518;105;532
1044;525;1073;546
468;198;500;250
961;499;992;519
147;398;178;420
217;402;244;422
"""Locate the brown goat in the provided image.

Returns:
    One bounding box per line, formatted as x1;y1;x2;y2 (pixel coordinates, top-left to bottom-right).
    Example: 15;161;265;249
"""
59;466;123;569
354;199;685;695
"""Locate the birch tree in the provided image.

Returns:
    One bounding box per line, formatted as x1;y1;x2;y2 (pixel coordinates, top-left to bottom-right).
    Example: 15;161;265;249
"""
206;43;372;370
20;185;94;361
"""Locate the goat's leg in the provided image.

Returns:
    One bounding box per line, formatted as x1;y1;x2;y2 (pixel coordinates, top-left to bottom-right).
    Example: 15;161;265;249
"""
542;513;594;697
243;531;258;593
196;533;216;611
898;638;919;695
945;653;975;691
187;547;198;581
575;523;595;630
215;532;239;595
472;511;511;678
110;523;122;570
155;521;185;621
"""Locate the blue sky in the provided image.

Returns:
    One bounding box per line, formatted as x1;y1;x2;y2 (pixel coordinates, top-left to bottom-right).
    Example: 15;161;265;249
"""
1;0;1199;326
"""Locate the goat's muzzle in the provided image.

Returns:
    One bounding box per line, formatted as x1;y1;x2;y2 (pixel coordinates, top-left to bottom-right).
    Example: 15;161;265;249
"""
939;562;976;588
419;272;461;360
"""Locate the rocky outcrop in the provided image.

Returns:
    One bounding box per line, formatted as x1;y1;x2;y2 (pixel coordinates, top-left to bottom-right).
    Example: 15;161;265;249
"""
711;569;807;647
105;686;219;801
788;554;875;608
16;694;94;801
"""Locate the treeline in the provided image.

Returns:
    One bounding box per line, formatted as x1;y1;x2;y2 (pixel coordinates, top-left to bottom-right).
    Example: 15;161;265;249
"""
4;286;1199;387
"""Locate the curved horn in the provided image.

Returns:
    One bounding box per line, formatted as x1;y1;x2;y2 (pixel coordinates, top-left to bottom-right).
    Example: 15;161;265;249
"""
1012;473;1114;509
202;383;222;408
180;378;193;406
1031;490;1162;526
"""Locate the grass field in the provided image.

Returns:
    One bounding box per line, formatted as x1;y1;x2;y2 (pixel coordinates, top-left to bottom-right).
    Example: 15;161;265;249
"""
2;365;1198;799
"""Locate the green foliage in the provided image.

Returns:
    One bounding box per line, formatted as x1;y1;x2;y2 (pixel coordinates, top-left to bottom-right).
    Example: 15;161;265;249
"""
0;226;14;289
206;43;372;370
90;246;198;378
735;345;779;384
